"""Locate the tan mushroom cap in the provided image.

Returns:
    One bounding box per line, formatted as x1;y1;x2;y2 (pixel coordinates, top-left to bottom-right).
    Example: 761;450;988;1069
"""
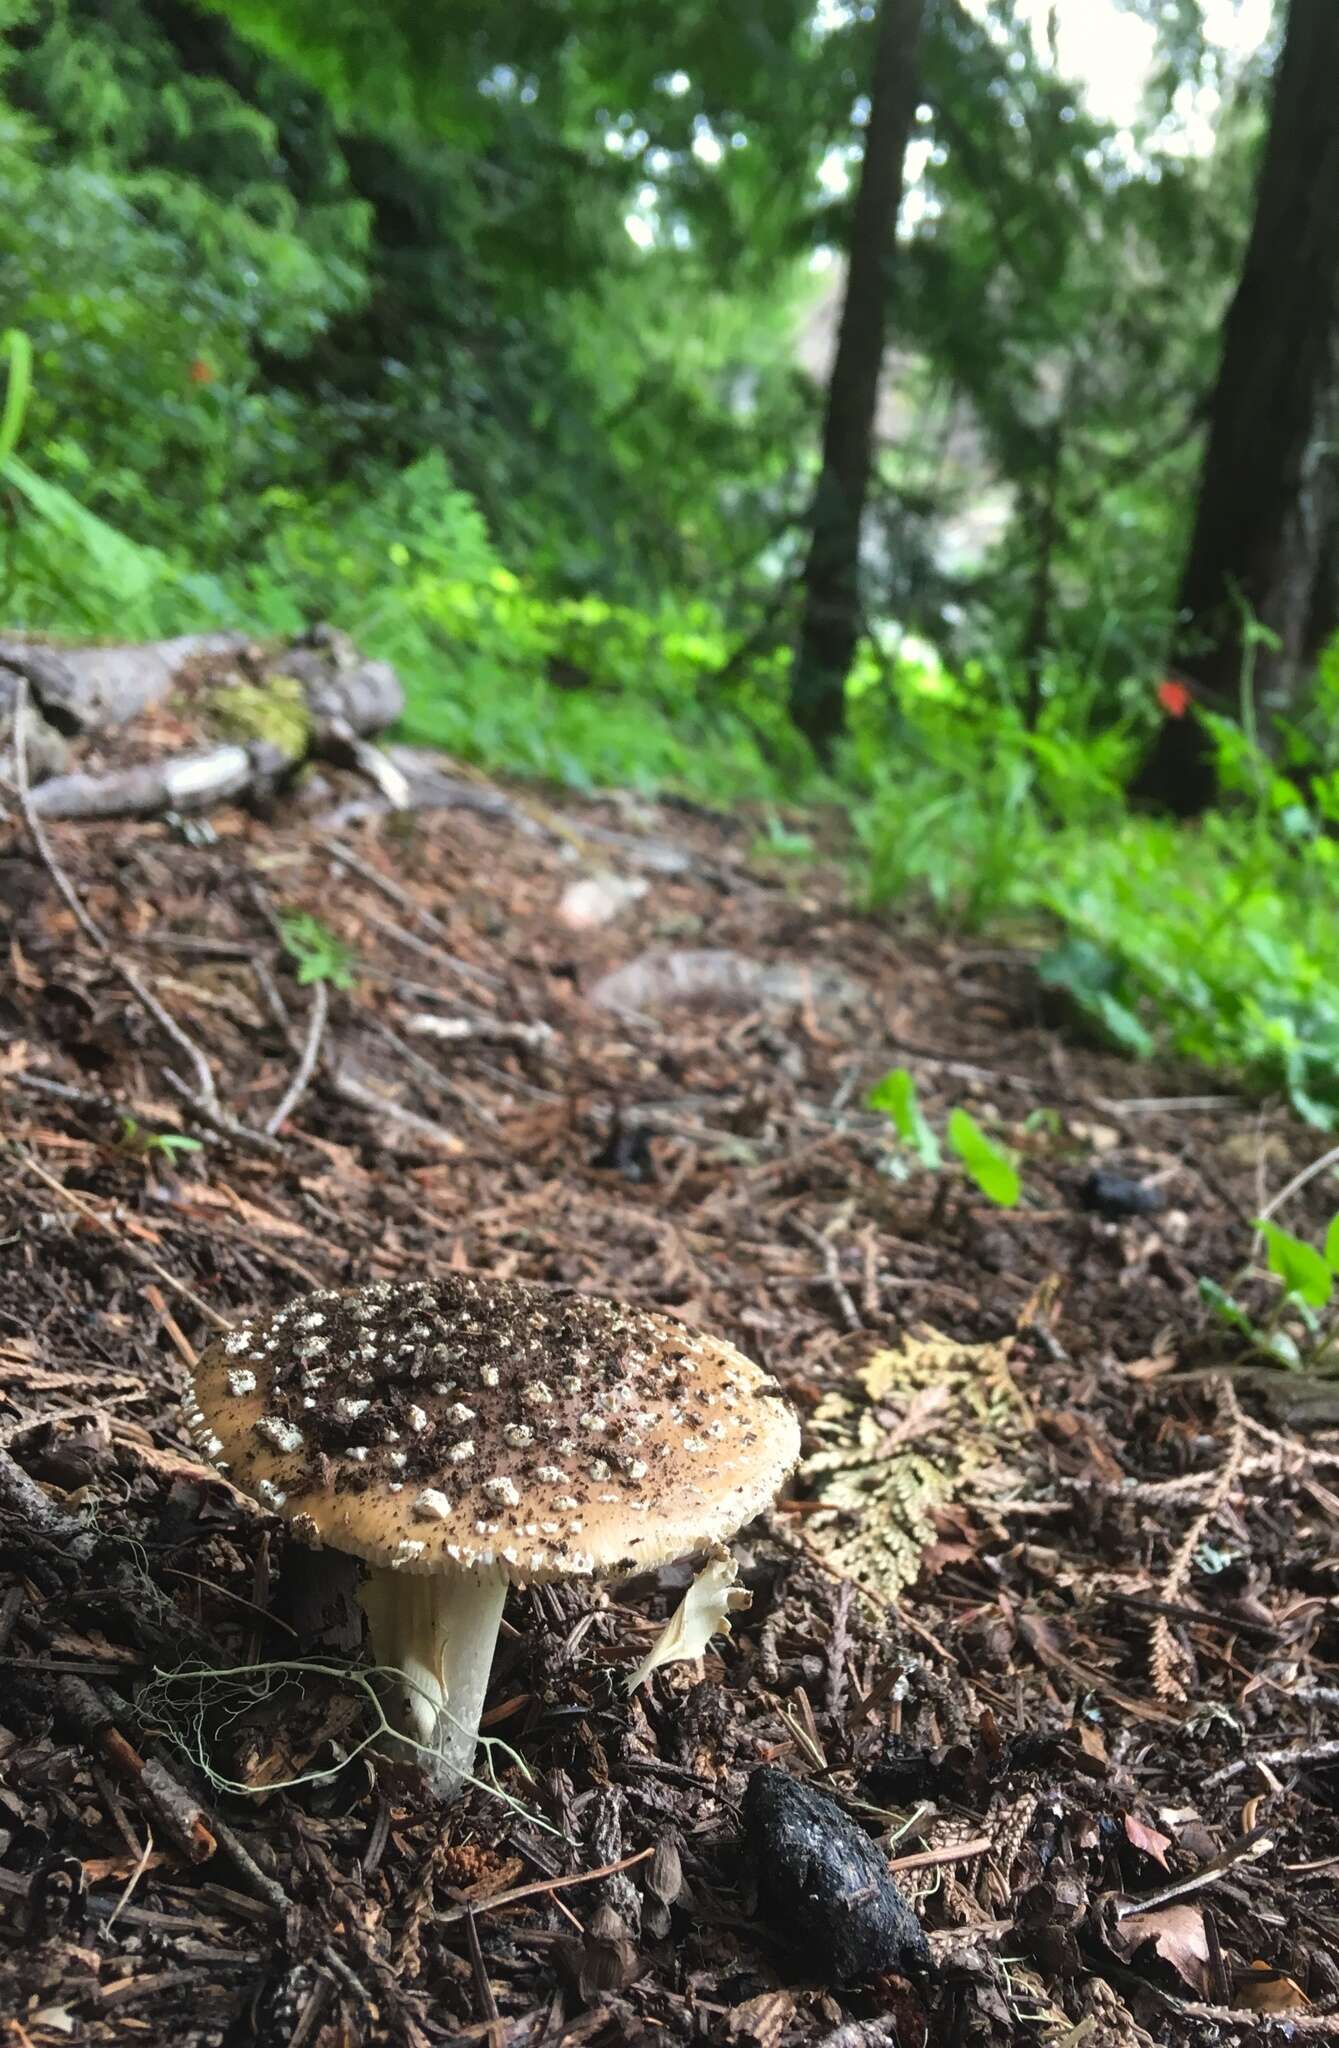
186;1275;799;1583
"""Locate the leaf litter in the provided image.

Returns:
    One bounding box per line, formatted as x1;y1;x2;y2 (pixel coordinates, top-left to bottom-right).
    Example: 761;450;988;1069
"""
4;675;1339;2042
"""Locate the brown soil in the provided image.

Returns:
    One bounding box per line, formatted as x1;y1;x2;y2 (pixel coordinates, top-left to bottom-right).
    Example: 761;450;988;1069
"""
3;747;1339;2047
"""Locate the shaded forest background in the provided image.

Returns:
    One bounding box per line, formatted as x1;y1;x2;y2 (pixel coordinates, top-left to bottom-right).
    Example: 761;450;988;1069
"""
3;0;1339;1121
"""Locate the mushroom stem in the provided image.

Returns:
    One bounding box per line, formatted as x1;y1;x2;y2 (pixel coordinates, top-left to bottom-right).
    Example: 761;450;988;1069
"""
361;1565;508;1801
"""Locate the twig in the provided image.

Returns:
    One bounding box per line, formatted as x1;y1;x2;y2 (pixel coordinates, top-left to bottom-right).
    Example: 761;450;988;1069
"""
792;1218;862;1331
886;1835;994;1874
825;1578;853;1724
327;1068;465;1152
12;680;278;1155
1111;1825;1274;1913
265;979;328;1134
322;837;500;988
435;1847;653;1927
14;681;212;1104
1170;2004;1339;2035
1205;1738;1339;1789
0;1445;97;1558
405;1015;555;1051
8;1144;229;1329
1255;1141;1339;1244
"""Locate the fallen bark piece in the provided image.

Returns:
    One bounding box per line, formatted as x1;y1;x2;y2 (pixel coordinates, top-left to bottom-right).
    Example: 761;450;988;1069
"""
589;947;867;1017
743;1767;930;1986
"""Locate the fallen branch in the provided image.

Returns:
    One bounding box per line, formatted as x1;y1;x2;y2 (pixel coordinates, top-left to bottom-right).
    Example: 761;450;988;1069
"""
28;744;258;820
405;1014;556;1051
265;978;328;1135
327;1067;465;1152
792;1216;862;1332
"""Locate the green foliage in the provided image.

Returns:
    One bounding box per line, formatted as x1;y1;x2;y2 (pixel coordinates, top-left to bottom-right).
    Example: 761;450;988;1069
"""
208;675;311;759
1200;1208;1339;1376
868;1064;1020;1205
946;1109;1021;1209
279;911;356;988
853;638;1339;1130
1261;1212;1334;1310
1257;1220;1333;1311
867;1066;940;1168
116;1116;204;1162
239;456;807;800
0;326;31;469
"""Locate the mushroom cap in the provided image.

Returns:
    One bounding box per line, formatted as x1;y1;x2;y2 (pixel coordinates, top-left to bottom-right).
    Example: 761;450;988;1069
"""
187;1276;799;1583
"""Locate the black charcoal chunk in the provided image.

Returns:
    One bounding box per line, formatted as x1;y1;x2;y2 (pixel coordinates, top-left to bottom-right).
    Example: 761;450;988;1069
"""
1080;1168;1166;1219
743;1765;930;1985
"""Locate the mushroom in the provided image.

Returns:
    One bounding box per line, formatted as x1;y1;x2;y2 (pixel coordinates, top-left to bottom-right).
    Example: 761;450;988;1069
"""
187;1274;799;1800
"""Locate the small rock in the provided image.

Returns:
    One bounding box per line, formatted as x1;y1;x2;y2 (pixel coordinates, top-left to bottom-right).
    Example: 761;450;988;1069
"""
742;1766;930;1986
558;871;649;930
589;948;866;1018
1080;1169;1167;1219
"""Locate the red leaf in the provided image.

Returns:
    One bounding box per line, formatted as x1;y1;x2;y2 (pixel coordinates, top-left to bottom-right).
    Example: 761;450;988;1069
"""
1124;1813;1173;1869
1157;679;1192;718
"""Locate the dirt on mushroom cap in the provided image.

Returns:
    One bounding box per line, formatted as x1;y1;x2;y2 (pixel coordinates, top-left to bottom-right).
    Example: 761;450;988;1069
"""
187;1275;800;1581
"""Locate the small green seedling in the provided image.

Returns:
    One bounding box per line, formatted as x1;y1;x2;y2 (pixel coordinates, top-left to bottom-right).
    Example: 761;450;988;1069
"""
1257;1219;1332;1310
116;1116;204;1163
947;1108;1022;1207
867;1066;940;1167
279;910;357;989
1201;1208;1339;1372
867;1066;1021;1207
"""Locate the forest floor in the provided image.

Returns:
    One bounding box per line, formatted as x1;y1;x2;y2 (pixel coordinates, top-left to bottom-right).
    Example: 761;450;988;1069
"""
3;708;1339;2048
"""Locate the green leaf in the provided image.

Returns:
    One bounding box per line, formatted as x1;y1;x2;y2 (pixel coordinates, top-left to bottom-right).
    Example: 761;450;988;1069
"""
1198;1276;1257;1338
1198;1277;1301;1367
279;911;357;989
1257;1219;1333;1308
0;329;33;474
947;1108;1021;1207
867;1066;940;1167
1325;1213;1339;1274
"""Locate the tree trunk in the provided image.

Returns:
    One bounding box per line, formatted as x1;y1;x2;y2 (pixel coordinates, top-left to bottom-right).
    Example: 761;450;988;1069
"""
790;0;926;761
1132;0;1339;815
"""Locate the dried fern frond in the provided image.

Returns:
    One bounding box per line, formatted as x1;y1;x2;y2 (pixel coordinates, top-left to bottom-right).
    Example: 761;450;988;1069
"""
802;1326;1029;1603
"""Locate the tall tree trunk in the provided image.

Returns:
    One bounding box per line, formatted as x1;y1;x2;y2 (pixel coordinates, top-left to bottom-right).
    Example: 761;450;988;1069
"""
1132;0;1339;815
789;0;925;761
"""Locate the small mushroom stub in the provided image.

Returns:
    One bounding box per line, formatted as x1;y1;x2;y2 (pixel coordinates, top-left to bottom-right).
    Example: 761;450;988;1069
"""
187;1275;799;1800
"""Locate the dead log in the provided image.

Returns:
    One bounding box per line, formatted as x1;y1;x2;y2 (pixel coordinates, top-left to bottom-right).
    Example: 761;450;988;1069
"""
0;632;250;731
28;742;278;819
